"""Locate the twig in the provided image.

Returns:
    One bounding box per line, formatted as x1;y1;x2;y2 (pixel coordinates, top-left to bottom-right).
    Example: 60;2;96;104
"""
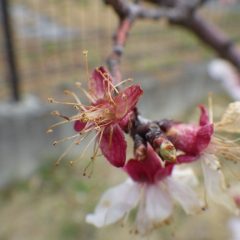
107;17;134;84
105;0;240;73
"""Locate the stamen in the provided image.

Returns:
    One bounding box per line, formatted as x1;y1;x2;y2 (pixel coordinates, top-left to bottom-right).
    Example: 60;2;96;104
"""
75;81;96;103
78;131;101;165
96;68;116;104
212;136;240;162
51;111;70;121
80;131;103;177
48;97;70;105
105;78;116;104
222;160;240;180
47;119;72;132
203;186;208;212
83;50;90;84
64;89;83;107
208;92;213;124
120;211;130;229
83;158;95;178
52;133;80;146
48;97;86;111
105;78;119;94
55;140;77;166
114;78;133;88
108;125;114;148
79;86;96;103
91;129;104;160
75;81;82;88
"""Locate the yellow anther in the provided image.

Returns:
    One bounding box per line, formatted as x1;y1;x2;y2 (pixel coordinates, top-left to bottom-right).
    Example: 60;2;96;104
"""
75;82;82;87
83;50;88;56
51;110;60;116
48;97;54;103
63;90;71;95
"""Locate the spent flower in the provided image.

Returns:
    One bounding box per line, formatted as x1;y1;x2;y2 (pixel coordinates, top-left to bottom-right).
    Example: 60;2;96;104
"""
48;66;143;169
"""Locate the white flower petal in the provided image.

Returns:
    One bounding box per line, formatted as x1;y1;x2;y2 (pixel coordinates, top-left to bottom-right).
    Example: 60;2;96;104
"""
86;178;140;227
135;191;151;235
228;217;240;240
166;171;204;214
172;167;199;187
229;182;240;200
201;153;238;214
146;183;173;222
136;183;173;235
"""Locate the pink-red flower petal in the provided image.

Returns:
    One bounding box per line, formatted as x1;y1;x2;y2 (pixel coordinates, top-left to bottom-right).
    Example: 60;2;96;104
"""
100;125;127;167
195;124;214;153
90;66;112;99
124;144;173;184
114;85;143;119
155;163;174;181
74;120;86;132
168;106;213;156
118;111;134;131
176;155;197;164
198;104;210;126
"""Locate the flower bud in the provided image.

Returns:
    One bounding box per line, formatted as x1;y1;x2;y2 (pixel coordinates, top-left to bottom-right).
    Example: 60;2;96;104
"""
159;139;177;163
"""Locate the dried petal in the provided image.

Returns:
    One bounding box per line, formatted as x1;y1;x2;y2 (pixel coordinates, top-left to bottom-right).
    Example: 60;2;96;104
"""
201;153;239;214
215;101;240;133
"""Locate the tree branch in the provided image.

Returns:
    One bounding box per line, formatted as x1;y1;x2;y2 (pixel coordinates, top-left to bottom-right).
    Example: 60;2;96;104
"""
170;13;240;69
104;0;240;73
107;17;135;84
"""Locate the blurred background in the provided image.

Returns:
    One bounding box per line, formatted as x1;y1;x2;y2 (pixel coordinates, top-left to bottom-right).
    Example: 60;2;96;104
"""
0;0;240;239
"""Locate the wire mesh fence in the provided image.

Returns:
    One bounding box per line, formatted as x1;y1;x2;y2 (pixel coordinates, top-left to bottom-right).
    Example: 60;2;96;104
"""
0;0;116;101
0;0;240;102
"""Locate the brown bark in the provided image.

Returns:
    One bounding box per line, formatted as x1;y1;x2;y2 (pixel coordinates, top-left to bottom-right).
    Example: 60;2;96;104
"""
104;0;240;73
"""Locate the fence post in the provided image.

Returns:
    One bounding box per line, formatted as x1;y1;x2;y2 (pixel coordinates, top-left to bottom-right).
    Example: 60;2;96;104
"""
1;0;21;102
